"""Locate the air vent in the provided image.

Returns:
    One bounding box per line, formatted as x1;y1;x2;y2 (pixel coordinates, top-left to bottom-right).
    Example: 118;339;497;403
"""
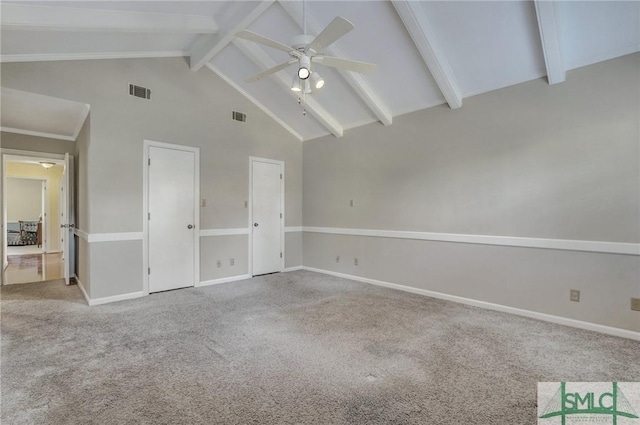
129;84;151;100
232;111;246;122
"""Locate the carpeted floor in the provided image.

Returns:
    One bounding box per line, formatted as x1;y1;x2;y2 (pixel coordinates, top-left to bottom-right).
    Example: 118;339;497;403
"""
2;270;639;424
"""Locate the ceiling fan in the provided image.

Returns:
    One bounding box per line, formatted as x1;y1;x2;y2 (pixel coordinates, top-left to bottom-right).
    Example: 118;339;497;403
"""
236;11;376;94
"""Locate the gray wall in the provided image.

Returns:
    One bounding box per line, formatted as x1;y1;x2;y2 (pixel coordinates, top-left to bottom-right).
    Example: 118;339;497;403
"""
304;54;639;243
1;132;76;155
302;53;640;332
2;57;303;298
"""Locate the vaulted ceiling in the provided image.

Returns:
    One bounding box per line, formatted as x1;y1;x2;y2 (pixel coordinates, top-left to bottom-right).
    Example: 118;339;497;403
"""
1;1;639;142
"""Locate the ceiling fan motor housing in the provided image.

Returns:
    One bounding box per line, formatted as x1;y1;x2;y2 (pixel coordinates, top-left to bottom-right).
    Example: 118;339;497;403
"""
291;34;316;51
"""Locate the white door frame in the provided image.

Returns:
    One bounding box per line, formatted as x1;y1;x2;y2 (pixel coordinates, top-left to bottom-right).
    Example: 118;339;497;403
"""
248;156;285;276
1;149;65;282
143;139;200;295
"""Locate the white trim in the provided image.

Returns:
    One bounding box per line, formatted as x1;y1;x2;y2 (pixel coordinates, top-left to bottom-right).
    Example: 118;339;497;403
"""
285;226;302;233
88;291;146;306
302;227;639;256
206;63;304;142
74;228;89;241
0;51;187;63
391;0;462;109
143;140;200;296
76;278;90;305
0;149;65;160
302;266;640;341
198;274;251;287
200;228;249;237
283;266;303;272
0;126;75;141
249;156;285;276
72;229;142;243
534;0;566;85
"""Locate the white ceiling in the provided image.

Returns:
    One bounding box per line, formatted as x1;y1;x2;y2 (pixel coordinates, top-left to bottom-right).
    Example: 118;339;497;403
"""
0;88;90;141
1;1;638;142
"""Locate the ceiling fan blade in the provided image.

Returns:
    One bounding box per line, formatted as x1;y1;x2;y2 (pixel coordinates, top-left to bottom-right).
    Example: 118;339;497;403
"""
236;30;295;53
305;16;354;54
312;55;376;74
245;60;297;83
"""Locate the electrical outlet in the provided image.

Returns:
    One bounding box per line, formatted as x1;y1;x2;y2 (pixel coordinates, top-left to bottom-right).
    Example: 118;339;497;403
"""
216;260;222;268
244;201;248;208
230;258;235;266
631;298;640;311
336;255;340;263
570;289;580;302
354;258;358;266
200;198;206;207
350;200;354;207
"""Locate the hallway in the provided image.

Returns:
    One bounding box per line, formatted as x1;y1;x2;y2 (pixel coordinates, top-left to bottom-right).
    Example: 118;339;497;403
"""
3;253;63;285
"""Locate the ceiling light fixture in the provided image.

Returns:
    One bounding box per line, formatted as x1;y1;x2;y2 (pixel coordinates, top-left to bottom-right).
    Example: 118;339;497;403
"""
298;55;311;80
40;162;55;169
311;72;325;89
303;79;312;94
291;76;302;92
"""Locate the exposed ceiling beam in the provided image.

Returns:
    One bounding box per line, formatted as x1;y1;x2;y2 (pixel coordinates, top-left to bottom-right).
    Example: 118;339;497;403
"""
278;0;392;126
534;1;566;85
0;51;187;63
232;39;343;138
189;0;274;72
391;0;462;109
206;63;303;142
0;4;218;33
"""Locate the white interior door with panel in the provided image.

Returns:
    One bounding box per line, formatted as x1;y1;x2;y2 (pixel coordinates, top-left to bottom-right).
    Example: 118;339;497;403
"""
61;152;75;285
147;143;198;293
251;158;284;276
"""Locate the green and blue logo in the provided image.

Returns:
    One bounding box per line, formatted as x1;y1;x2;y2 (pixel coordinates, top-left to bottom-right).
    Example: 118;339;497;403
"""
538;382;639;425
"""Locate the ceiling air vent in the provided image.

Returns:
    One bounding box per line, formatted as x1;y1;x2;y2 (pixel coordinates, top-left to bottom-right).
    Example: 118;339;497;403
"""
232;111;246;123
129;84;151;100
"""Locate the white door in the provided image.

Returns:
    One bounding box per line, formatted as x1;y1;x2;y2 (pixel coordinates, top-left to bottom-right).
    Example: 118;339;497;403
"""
251;159;283;276
61;153;75;285
148;146;196;293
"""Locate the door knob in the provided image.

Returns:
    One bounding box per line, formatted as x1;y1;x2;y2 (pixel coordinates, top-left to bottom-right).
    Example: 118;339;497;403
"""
187;224;194;229
254;223;259;227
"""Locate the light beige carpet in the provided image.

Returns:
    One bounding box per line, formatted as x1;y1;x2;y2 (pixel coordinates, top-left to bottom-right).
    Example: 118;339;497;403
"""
2;270;638;424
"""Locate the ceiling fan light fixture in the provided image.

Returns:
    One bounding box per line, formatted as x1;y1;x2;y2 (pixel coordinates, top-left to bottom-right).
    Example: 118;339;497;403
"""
298;67;310;80
311;72;325;89
298;55;311;80
291;77;302;92
303;79;312;94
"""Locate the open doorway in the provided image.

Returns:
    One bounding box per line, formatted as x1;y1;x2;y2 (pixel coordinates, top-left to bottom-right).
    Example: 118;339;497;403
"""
2;155;65;285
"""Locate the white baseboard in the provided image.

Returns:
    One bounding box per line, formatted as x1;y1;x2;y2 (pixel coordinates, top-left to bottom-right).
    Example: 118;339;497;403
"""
88;291;146;306
301;266;640;342
76;278;90;305
199;274;251;287
283;266;303;272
